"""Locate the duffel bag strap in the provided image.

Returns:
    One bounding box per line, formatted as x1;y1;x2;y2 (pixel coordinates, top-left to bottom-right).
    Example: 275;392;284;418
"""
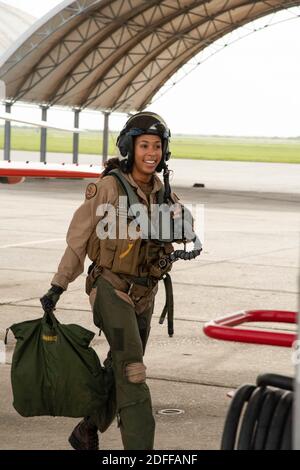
42;310;59;328
4;327;10;345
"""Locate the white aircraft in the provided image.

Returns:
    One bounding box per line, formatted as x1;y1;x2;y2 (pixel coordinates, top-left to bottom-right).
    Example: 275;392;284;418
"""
0;111;101;184
0;161;103;184
0;112;85;133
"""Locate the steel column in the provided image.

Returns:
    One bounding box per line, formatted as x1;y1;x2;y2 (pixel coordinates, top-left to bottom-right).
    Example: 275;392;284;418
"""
4;102;12;161
73;108;81;164
40;105;48;163
102;111;110;165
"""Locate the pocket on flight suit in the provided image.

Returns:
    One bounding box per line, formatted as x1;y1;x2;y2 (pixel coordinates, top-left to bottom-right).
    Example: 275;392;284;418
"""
111;238;142;276
91;276;142;357
90;285;104;331
114;289;135;308
133;282;158;315
99;238;117;269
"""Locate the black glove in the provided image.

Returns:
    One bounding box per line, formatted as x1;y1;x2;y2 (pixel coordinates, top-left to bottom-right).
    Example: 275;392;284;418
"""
40;285;64;313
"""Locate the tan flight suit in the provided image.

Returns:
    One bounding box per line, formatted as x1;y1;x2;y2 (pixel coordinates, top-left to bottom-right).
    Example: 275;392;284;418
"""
52;170;178;450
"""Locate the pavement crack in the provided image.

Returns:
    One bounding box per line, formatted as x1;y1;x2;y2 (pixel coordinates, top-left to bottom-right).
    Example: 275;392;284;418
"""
148;375;235;390
0;304;297;333
172;281;297;295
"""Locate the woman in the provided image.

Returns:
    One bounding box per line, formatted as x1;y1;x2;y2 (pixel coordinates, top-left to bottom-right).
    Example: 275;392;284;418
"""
40;112;190;450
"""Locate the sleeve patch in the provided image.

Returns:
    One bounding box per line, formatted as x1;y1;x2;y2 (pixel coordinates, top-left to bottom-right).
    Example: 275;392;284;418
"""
86;183;97;200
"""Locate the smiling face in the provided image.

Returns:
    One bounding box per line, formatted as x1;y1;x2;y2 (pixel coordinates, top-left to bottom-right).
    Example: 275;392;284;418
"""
131;134;163;182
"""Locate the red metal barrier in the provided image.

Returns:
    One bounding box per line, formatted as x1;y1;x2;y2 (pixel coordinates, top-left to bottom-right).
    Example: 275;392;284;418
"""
203;310;297;347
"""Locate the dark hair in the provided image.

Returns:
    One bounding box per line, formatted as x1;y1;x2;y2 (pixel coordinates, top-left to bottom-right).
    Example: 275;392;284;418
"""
102;157;130;177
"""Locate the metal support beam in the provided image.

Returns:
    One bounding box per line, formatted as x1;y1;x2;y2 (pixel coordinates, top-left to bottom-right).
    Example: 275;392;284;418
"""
40;105;49;163
4;102;12;161
73;108;81;164
102;111;110;166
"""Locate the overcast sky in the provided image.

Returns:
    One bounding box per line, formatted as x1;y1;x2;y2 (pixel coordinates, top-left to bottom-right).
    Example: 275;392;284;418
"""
1;0;300;137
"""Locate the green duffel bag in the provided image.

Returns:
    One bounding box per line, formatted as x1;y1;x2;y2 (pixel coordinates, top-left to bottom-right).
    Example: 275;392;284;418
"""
7;310;109;418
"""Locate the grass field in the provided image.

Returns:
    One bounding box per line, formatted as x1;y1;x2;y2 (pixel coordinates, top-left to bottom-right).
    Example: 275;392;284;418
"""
0;127;299;163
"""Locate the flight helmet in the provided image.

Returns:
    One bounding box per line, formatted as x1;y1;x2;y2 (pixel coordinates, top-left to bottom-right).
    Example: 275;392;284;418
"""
116;111;171;172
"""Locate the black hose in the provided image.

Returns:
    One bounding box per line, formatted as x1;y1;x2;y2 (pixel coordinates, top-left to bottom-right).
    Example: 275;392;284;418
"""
221;385;256;450
253;388;284;450
221;374;294;451
280;403;292;450
163;164;172;203
160;165;203;262
237;386;268;450
169;245;202;262
264;391;293;450
257;373;293;391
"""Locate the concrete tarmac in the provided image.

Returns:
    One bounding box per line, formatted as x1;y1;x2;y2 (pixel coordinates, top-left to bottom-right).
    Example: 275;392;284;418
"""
0;154;299;450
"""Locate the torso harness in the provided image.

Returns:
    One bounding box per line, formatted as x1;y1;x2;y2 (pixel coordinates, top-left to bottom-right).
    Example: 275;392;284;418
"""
108;169;202;337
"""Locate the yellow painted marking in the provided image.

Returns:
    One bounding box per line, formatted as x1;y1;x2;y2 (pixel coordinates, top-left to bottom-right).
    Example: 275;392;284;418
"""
119;242;134;259
42;335;58;342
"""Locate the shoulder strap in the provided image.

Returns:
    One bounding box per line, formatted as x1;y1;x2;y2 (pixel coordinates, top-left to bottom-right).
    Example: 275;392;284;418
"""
109;169;140;208
109;169;174;241
109;169;150;238
110;168;166;206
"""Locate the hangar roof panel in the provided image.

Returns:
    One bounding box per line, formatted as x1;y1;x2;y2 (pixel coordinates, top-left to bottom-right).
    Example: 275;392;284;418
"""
0;1;35;57
0;0;298;112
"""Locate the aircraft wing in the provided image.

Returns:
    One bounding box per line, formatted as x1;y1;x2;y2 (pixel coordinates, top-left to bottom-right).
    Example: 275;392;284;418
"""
0;112;86;133
0;161;103;184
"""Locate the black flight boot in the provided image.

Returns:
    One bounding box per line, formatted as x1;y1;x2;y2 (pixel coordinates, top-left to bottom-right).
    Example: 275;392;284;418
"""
68;417;99;450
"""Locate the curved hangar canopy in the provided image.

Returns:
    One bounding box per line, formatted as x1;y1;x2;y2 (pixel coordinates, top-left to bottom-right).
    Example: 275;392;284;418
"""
0;0;298;113
0;1;35;57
